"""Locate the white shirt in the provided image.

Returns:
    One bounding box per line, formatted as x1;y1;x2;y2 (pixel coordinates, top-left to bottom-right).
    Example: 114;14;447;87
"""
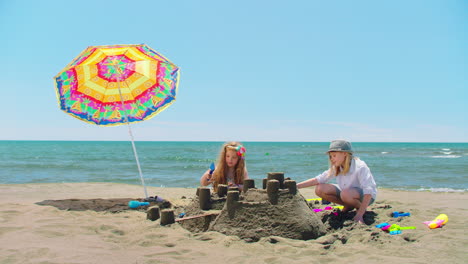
315;158;377;199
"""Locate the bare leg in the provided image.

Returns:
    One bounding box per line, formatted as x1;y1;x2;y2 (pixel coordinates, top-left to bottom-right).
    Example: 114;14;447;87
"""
339;188;362;212
315;184;343;205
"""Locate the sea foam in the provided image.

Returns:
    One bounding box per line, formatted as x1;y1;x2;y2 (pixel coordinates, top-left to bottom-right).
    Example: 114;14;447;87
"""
417;187;467;193
431;155;461;158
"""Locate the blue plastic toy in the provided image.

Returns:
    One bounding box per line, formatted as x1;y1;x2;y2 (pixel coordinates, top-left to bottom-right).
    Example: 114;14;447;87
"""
375;222;390;228
209;162;215;175
392;211;410;218
128;200;150;209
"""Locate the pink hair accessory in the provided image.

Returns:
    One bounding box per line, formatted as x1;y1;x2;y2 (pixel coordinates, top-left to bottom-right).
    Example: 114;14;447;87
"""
236;145;246;159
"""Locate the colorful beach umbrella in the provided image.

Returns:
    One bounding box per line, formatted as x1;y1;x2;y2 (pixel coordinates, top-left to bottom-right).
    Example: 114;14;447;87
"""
54;44;180;198
54;44;179;126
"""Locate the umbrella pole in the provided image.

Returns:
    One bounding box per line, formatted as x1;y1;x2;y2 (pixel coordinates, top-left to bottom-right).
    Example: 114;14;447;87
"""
125;123;149;199
115;72;149;199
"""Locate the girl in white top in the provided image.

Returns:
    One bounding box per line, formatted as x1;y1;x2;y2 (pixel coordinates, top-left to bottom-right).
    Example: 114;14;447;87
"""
200;141;249;192
297;140;377;224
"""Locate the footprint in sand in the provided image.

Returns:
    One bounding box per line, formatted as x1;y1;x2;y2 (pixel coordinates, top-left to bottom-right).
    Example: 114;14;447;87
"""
95;224;125;236
0;210;22;219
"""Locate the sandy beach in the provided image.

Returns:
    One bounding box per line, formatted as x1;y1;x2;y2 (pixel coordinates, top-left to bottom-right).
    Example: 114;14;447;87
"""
1;182;466;264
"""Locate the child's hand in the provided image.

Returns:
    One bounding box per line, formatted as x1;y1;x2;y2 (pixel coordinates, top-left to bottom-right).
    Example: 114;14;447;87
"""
204;175;214;184
353;214;365;224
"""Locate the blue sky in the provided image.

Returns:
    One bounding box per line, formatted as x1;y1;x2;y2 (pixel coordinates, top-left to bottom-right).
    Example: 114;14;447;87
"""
1;0;467;142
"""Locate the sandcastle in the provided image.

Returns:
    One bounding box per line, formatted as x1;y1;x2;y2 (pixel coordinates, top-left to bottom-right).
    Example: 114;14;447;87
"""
154;173;327;242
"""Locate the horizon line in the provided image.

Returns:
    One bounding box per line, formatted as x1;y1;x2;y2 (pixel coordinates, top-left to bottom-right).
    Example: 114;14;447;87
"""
3;139;468;144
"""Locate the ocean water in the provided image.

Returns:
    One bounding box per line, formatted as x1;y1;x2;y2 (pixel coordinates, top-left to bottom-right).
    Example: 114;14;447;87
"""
1;141;467;192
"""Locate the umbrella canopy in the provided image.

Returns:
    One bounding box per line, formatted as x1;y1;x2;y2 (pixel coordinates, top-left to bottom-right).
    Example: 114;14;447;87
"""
54;44;179;126
53;44;180;198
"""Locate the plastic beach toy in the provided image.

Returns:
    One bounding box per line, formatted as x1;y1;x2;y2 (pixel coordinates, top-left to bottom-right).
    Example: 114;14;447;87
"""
313;206;332;212
387;224;416;235
375;222;390;228
209;162;215;175
375;223;416;235
128;200;150;209
392;211;411;218
306;198;332;205
313;206;344;212
423;214;448;229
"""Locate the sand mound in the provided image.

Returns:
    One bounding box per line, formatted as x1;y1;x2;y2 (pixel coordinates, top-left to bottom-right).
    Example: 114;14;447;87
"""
178;177;327;242
210;188;327;241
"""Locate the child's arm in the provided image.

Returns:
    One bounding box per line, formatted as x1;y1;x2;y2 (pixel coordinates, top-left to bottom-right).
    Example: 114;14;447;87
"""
354;194;372;223
297;170;330;189
357;163;377;200
297;178;319;189
200;169;214;186
243;168;249;179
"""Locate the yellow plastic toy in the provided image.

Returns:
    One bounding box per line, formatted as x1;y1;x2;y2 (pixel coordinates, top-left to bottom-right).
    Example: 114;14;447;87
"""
423;214;448;229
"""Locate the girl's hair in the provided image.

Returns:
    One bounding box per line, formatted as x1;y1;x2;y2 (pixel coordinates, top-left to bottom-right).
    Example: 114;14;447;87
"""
212;141;246;191
328;152;353;177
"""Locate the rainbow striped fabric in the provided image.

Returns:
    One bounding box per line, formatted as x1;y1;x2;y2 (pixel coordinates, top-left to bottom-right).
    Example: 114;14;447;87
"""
54;44;179;126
